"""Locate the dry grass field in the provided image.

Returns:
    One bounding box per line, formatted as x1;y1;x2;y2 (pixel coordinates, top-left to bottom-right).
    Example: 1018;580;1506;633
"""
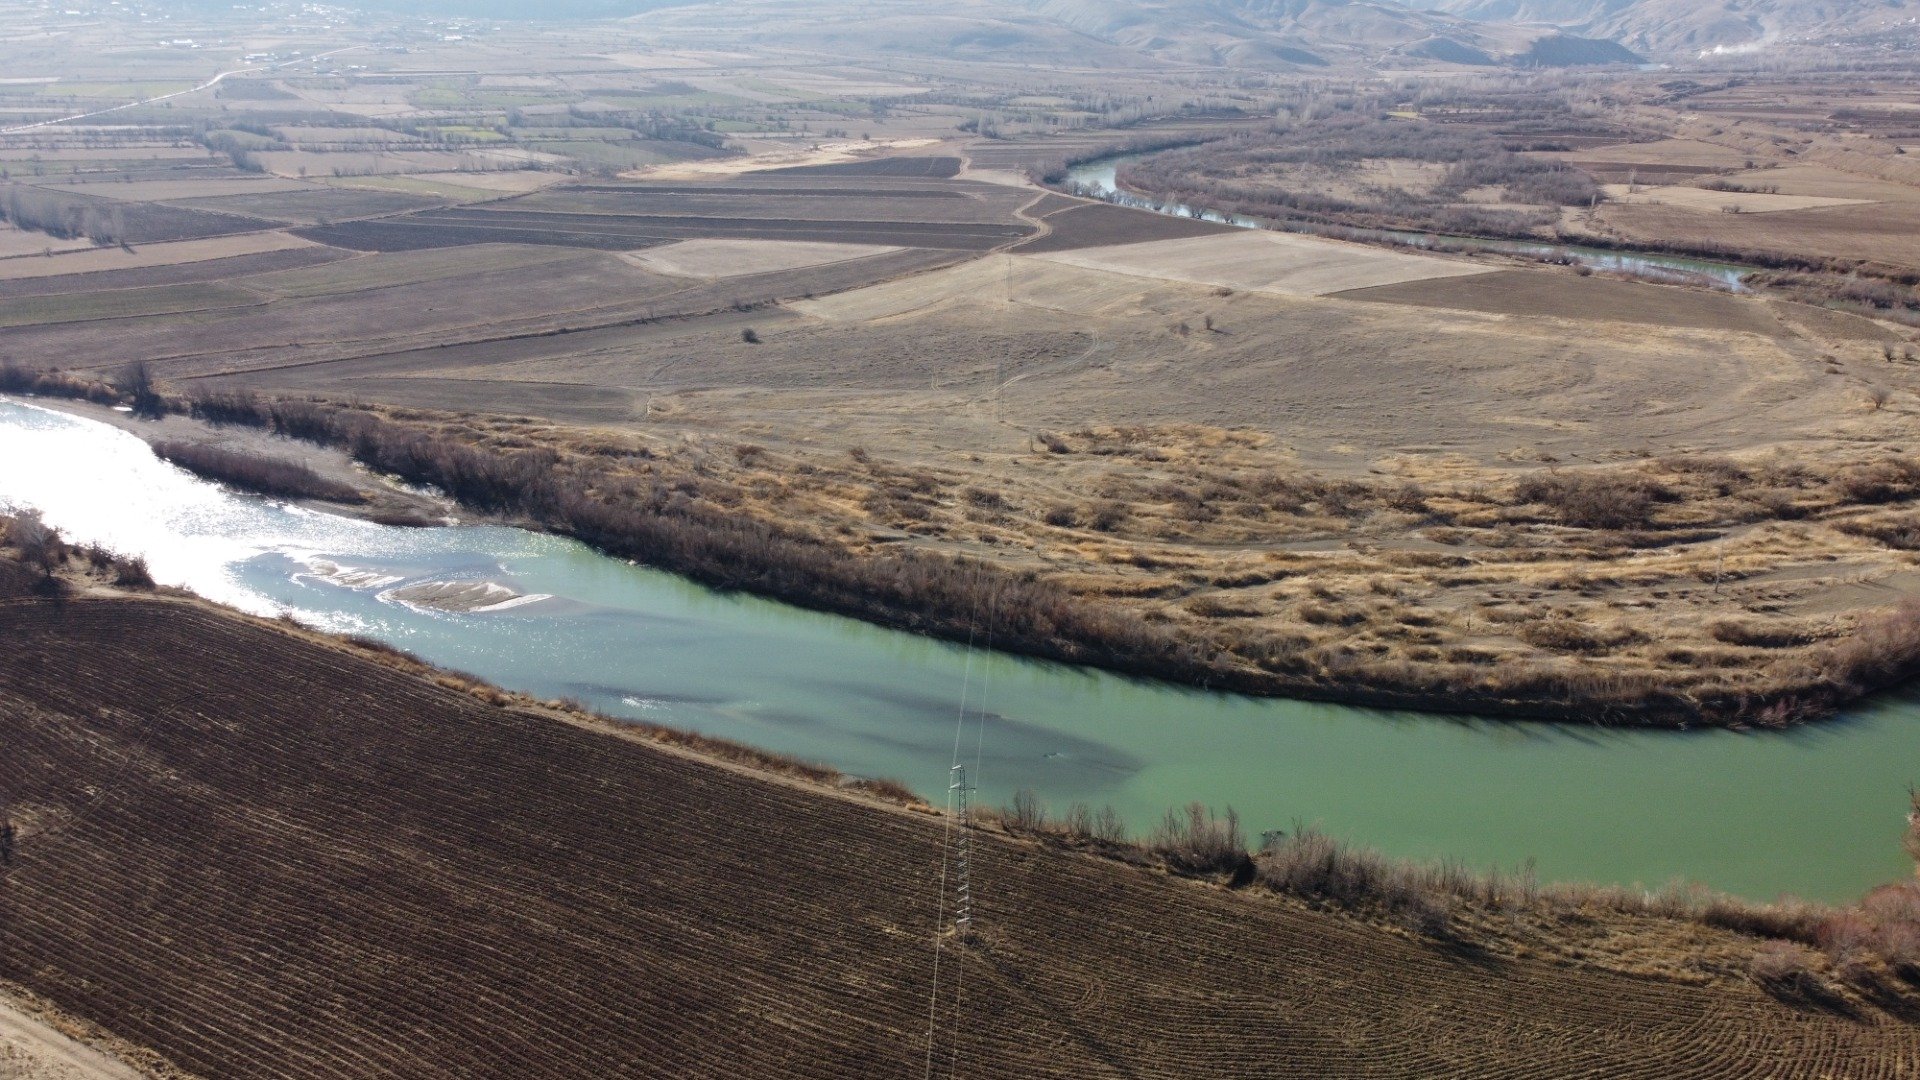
4;582;1920;1077
1027;230;1496;296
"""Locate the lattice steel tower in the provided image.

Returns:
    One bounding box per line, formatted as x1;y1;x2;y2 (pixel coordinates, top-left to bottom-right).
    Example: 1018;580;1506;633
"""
949;764;974;937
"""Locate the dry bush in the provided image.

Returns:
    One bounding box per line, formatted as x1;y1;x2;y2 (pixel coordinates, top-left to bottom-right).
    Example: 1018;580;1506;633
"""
1297;602;1365;627
1750;940;1822;995
1008;788;1048;831
1517;619;1643;654
1832;459;1920;505
1513;471;1664;530
1089;500;1129;532
113;556;154;589
1817;910;1877;976
3;511;65;575
153;441;364;504
1743;489;1808;520
1698;895;1827;943
1837;513;1920;551
1385;483;1429;514
842;776;920;805
1708;619;1814;649
1256;826;1450;936
0;361;124;406
1187;593;1262;619
1150;803;1247;876
1860;883;1920;975
1821;599;1920;692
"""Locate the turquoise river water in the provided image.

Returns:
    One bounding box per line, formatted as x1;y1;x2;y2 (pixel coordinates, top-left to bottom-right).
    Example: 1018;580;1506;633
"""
2;397;1915;902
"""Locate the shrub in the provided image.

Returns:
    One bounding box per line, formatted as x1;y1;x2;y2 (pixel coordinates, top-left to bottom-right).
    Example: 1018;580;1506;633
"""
4;510;64;574
1041;503;1078;528
1816;910;1875;967
0;362;122;405
152;441;365;504
843;776;919;804
121;362;165;419
113;556;154;589
1089;500;1128;532
1832;459;1920;504
1518;619;1609;653
1513;471;1662;530
1750;940;1821;995
1008;788;1047;831
1256;825;1451;936
1821;599;1920;691
1707;619;1812;648
1150;802;1246;876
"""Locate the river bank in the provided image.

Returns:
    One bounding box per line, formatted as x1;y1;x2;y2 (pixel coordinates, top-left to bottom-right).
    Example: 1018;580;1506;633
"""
37;396;465;529
7;553;1919;1074
15;371;1920;735
8;508;1920;1012
5;392;1920;902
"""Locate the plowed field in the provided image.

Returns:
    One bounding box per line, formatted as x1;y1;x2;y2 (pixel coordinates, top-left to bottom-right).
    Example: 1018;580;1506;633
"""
2;593;1917;1077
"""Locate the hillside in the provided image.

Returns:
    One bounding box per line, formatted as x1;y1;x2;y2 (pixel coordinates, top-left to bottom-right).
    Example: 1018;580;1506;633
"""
617;0;1642;69
3;574;1920;1075
1409;0;1920;57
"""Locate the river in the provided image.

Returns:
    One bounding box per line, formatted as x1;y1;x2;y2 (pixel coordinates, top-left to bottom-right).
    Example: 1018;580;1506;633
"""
1065;154;1755;290
2;396;1915;902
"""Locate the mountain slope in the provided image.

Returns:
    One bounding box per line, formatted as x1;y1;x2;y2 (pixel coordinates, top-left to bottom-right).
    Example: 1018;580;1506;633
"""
1023;0;1628;66
1405;0;1920;57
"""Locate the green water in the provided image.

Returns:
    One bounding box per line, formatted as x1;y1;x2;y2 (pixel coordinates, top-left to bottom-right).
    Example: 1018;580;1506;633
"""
2;397;1914;902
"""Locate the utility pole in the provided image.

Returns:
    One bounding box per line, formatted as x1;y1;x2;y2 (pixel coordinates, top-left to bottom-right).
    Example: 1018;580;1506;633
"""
949;764;974;938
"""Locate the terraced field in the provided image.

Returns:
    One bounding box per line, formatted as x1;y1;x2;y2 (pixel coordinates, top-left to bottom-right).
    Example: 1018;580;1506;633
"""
2;591;1918;1077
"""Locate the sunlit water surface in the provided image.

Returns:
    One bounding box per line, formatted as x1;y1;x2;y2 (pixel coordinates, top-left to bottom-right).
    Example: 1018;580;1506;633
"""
3;397;1915;902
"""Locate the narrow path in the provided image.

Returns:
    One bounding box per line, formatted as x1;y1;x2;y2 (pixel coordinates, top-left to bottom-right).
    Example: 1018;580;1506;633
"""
0;994;149;1080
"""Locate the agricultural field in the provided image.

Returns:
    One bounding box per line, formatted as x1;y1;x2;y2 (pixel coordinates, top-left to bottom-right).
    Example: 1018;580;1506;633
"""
0;234;323;282
0;282;259;328
1026;230;1496;296
628;238;905;278
3;584;1920;1078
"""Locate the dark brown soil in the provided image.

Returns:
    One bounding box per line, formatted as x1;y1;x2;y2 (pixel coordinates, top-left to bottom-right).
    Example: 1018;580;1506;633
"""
298;210;1028;252
1017;202;1239;251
